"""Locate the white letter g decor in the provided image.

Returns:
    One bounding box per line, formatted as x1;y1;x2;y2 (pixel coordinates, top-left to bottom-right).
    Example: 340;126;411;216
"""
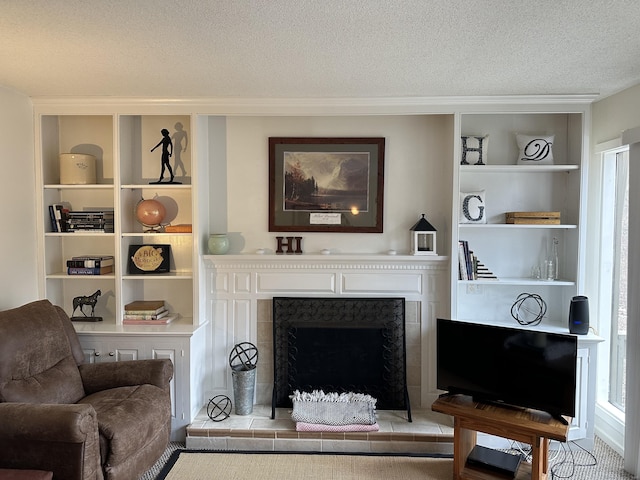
460;190;486;224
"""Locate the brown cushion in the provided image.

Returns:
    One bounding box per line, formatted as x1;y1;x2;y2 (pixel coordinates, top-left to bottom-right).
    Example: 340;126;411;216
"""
78;384;171;466
54;305;86;365
0;300;85;404
0;469;53;480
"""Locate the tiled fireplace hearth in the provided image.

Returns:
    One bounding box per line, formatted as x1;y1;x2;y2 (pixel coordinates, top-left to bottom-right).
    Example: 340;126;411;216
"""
192;254;450;451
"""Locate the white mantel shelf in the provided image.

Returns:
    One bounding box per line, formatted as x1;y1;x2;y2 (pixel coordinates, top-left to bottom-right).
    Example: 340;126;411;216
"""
204;253;448;267
203;253;449;299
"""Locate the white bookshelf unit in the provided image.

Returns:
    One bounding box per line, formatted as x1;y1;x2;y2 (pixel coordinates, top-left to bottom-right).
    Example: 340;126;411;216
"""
32;96;602;447
451;108;602;448
34;109;208;440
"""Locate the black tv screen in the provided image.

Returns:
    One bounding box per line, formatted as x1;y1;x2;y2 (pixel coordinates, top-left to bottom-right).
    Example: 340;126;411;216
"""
436;318;577;418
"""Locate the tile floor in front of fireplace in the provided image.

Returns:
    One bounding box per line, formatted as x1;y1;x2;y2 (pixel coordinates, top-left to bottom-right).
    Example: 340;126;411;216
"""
186;404;454;455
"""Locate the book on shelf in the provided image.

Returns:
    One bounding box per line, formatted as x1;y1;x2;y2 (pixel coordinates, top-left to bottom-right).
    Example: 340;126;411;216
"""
67;255;114;268
67;265;113;275
123;309;169;320
48;205;59;232
458;241;469;280
164;224;192;233
65;210;114;232
124;300;166;314
66;210;114;217
458;240;497;281
48;204;68;232
123;313;178;326
458;240;474;280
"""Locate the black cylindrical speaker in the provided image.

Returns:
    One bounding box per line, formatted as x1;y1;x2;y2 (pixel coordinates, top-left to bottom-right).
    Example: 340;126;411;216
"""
569;295;589;334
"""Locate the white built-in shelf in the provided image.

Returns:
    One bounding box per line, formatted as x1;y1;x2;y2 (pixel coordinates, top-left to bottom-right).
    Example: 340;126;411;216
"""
47;273;116;280
121;232;192;237
45;232;115;237
44;184;115;189
123;271;193;279
460;164;579;173
459;277;575;286
72;316;202;335
459;224;577;229
121;184;192;189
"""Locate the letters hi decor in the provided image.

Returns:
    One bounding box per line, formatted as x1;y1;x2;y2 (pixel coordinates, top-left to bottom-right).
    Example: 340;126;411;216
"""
276;236;303;254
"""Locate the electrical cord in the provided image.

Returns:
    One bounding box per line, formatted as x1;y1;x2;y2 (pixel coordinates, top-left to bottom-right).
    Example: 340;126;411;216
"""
505;439;598;479
511;292;547;326
549;441;598;479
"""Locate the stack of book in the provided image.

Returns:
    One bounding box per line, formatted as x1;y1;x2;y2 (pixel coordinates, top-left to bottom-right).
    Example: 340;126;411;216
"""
123;300;177;325
67;255;114;275
65;210;114;233
48;204;69;232
458;240;497;281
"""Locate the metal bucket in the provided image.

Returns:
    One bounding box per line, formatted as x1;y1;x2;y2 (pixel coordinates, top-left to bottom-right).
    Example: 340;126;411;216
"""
231;365;256;415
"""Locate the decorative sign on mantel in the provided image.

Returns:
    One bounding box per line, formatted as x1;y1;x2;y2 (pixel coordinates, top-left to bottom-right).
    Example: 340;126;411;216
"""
276;236;303;254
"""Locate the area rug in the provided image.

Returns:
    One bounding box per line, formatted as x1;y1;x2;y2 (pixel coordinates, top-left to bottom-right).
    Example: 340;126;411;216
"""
155;450;453;480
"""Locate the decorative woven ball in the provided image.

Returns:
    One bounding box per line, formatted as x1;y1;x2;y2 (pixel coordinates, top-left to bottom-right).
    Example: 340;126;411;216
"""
207;395;232;422
228;342;259;370
511;292;547;326
135;198;166;227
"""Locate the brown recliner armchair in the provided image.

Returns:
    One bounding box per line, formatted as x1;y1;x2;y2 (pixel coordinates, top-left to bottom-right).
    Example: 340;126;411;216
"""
0;300;173;480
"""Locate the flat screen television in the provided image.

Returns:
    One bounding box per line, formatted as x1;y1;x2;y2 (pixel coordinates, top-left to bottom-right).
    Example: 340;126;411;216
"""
436;318;577;419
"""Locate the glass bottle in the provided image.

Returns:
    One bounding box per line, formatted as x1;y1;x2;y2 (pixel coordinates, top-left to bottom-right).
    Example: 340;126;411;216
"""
546;237;559;281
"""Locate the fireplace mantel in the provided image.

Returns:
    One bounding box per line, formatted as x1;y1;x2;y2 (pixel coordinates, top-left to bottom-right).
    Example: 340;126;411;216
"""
203;253;449;409
204;253;448;269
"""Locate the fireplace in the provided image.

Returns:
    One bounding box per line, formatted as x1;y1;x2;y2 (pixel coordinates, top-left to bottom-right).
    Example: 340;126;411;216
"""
271;297;411;420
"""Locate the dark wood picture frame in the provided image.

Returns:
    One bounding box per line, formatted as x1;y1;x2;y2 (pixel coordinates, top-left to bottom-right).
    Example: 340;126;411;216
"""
269;137;385;233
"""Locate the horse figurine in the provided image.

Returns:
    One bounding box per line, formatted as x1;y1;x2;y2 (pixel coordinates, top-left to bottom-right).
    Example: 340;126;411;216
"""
72;289;102;317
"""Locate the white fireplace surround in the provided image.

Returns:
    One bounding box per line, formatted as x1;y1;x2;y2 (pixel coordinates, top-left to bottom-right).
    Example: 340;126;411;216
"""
203;254;448;410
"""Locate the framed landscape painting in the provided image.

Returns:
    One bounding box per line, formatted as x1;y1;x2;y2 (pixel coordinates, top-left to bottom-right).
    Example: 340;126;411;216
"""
268;137;385;232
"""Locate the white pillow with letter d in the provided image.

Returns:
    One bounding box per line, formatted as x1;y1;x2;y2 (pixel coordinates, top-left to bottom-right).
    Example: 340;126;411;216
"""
516;134;554;165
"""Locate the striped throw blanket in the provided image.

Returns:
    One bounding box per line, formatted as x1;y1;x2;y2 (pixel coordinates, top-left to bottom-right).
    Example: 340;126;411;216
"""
290;390;377;426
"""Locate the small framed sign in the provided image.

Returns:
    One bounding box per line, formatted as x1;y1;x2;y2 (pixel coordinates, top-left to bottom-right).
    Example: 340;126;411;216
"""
128;244;171;274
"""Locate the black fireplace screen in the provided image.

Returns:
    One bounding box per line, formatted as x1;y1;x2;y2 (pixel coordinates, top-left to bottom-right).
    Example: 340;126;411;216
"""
272;297;411;420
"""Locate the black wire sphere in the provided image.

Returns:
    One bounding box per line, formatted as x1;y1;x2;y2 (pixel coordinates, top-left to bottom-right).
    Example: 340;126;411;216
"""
511;292;547;326
229;342;259;370
207;395;232;422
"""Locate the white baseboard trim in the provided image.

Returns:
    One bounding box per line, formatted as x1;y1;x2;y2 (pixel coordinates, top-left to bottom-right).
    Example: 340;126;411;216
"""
594;401;625;456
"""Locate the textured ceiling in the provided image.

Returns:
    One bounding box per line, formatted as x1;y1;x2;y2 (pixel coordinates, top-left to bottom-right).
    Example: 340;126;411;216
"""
2;0;640;99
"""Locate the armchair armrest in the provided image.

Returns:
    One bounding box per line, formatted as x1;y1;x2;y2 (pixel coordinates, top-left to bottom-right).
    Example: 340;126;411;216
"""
0;403;101;480
79;358;173;395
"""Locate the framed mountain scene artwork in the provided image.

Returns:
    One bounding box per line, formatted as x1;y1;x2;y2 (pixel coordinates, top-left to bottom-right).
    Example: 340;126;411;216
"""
268;137;385;233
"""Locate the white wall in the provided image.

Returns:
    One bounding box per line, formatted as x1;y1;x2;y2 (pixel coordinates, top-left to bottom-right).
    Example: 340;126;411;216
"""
590;84;640;459
592;83;640;145
218;115;453;255
0;86;38;309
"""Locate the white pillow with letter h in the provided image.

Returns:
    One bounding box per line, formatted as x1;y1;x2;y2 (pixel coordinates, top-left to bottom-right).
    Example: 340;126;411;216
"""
461;135;489;165
460;190;487;224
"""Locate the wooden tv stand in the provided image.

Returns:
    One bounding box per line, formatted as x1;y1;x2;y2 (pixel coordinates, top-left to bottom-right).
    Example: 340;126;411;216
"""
432;394;570;480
